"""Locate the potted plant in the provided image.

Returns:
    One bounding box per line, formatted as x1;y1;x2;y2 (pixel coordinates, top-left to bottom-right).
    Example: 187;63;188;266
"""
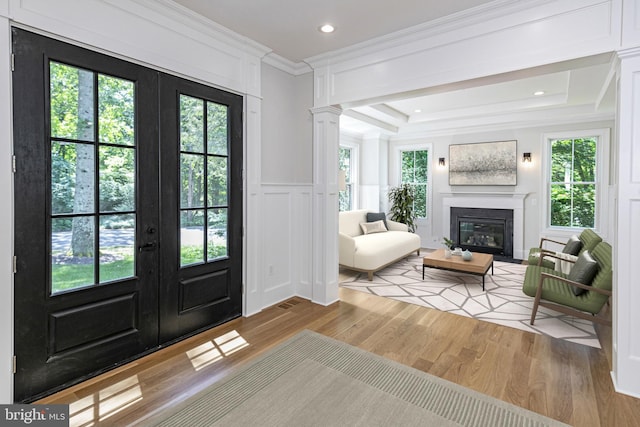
442;237;455;249
388;184;416;233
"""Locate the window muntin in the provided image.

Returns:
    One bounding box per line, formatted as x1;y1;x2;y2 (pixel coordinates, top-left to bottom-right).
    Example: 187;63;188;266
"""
179;94;229;267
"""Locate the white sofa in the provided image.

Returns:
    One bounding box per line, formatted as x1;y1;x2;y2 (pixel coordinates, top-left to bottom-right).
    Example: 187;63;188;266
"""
339;209;421;280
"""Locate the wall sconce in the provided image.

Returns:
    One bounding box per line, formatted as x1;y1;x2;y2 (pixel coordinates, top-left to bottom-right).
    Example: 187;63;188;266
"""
522;152;532;163
438;157;446;167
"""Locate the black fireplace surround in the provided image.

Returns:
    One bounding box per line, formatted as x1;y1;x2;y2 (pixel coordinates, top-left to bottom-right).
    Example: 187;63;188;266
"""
450;207;514;258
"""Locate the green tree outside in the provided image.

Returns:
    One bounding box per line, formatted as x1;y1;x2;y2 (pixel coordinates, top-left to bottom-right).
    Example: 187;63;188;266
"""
550;137;596;228
401;149;428;219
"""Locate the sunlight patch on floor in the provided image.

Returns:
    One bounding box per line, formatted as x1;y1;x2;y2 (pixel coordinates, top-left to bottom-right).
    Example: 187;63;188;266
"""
69;375;142;426
186;329;249;371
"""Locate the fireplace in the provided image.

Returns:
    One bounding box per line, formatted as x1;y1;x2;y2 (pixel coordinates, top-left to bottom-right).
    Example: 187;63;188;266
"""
441;192;527;260
450;207;513;258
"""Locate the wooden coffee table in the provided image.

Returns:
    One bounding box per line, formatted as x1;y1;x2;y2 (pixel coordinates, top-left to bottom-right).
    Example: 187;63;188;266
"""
422;249;494;290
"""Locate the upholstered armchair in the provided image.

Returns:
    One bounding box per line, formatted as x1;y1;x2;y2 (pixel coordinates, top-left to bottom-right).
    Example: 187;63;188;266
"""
523;241;612;326
527;228;602;269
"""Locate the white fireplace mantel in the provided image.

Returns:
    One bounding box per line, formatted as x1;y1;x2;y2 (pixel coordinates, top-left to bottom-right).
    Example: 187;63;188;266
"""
441;192;529;259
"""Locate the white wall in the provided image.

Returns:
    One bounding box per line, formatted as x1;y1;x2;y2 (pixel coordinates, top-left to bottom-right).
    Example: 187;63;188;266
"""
260;64;314;304
261;64;312;183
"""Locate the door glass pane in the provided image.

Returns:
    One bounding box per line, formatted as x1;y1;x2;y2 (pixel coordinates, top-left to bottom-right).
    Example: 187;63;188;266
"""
207;209;228;261
99;145;135;212
99;214;135;282
51;141;95;215
51;217;95;294
49;61;137;294
181;210;204;266
50;62;95;141
180;94;230;269
98;75;134;146
207;156;227;207
180;95;204;153
207;102;228;155
181;154;205;208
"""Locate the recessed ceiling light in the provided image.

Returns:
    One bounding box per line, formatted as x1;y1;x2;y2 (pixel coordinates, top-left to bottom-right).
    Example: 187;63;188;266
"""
319;24;335;33
414;109;422;113
534;91;545;96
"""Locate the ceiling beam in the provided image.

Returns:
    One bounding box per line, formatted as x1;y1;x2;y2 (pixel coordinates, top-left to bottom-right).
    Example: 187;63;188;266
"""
342;110;399;133
370;104;409;122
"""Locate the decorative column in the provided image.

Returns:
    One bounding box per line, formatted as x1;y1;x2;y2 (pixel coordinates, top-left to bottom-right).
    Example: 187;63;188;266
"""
310;106;342;306
613;48;640;397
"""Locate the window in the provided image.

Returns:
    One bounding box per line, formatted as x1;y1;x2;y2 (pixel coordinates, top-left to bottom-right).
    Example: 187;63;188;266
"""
545;129;609;231
401;149;429;219
339;146;353;211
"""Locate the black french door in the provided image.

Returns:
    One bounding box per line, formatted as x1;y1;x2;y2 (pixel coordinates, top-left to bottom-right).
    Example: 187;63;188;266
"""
158;75;243;343
12;29;243;402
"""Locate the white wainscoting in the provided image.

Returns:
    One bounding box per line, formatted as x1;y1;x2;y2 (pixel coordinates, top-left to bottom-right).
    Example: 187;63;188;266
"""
260;184;313;308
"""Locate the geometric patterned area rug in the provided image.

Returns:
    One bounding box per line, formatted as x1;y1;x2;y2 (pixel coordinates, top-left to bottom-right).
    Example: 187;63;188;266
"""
147;330;569;426
340;254;601;348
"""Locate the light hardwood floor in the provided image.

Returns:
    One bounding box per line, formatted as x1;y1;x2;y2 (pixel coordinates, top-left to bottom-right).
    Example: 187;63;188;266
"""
38;287;640;426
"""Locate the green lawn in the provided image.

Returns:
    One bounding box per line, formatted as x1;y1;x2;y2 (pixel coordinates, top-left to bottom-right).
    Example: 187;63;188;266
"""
52;244;227;293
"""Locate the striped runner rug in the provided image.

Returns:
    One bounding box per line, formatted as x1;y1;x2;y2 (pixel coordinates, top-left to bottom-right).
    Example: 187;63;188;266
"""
146;330;568;427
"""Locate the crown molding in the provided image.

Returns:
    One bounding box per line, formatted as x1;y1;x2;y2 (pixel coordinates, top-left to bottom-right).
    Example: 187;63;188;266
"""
130;0;272;58
304;0;548;68
310;106;343;116
263;52;312;76
617;46;640;59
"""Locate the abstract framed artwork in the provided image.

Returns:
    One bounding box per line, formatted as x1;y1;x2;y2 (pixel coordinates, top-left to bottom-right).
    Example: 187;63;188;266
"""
449;140;517;185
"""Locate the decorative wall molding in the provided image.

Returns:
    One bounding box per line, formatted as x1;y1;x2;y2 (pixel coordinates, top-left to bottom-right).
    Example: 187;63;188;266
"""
259;184;313;307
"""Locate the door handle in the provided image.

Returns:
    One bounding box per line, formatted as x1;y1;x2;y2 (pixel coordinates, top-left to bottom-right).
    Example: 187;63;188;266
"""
138;242;156;252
